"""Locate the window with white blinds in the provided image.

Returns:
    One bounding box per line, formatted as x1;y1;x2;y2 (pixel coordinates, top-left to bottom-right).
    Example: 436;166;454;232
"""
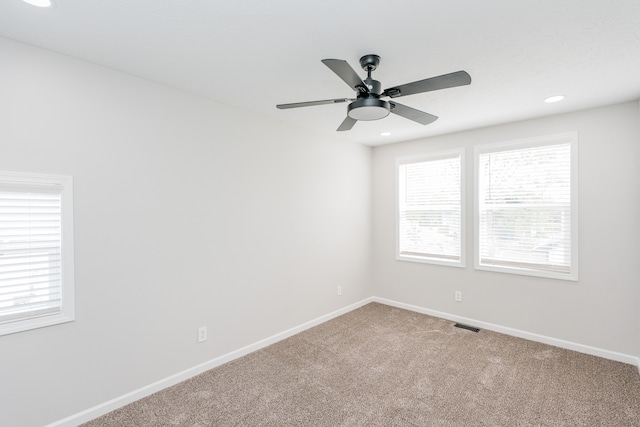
0;172;74;336
475;133;578;280
397;149;464;266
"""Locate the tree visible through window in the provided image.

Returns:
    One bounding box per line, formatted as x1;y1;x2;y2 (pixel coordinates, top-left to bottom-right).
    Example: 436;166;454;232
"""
475;133;578;280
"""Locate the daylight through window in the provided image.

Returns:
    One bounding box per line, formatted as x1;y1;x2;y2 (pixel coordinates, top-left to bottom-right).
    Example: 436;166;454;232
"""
0;172;74;335
475;133;578;280
397;150;464;266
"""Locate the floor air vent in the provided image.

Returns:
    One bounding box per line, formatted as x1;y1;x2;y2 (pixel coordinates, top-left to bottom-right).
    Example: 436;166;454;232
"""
454;323;480;333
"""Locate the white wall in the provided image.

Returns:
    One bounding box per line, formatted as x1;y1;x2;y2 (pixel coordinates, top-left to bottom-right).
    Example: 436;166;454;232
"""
2;34;638;427
0;38;372;427
373;101;640;360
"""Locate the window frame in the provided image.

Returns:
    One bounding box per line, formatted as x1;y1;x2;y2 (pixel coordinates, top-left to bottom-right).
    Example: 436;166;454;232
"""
473;132;579;281
396;148;466;267
0;171;75;336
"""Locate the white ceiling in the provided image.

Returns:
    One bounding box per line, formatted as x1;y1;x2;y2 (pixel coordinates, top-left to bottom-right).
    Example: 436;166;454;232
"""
1;0;639;146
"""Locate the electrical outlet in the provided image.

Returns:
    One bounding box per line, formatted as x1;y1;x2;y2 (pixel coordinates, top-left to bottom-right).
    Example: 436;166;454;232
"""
455;291;462;302
198;326;207;343
337;286;342;296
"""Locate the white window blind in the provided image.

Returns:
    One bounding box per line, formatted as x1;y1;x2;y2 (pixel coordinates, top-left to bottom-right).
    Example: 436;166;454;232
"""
475;133;577;280
0;172;74;335
397;150;464;266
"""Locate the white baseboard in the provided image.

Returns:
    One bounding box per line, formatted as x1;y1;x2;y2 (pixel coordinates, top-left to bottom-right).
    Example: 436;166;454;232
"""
46;297;374;427
372;296;640;373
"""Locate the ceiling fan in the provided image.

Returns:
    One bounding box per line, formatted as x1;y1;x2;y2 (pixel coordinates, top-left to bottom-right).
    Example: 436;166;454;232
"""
276;54;471;131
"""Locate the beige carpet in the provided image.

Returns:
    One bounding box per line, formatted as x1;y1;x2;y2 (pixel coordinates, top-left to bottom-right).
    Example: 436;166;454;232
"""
84;303;640;426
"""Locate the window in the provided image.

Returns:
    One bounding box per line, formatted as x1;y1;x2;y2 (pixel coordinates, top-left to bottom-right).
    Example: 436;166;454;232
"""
474;133;578;280
397;149;465;266
0;171;74;336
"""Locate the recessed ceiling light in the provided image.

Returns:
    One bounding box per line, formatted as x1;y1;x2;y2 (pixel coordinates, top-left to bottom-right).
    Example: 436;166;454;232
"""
22;0;53;7
380;132;391;136
544;95;565;103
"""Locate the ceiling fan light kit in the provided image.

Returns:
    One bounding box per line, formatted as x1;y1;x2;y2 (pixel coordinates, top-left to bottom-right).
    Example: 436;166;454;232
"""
348;98;390;120
277;54;471;132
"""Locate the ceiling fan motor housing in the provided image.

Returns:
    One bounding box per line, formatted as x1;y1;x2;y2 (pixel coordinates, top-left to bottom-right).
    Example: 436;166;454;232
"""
349;72;389;121
363;77;382;95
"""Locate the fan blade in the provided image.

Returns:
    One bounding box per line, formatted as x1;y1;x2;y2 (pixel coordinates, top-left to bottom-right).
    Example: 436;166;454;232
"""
383;70;471;98
389;102;438;125
321;59;369;94
337;116;357;131
276;98;352;109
